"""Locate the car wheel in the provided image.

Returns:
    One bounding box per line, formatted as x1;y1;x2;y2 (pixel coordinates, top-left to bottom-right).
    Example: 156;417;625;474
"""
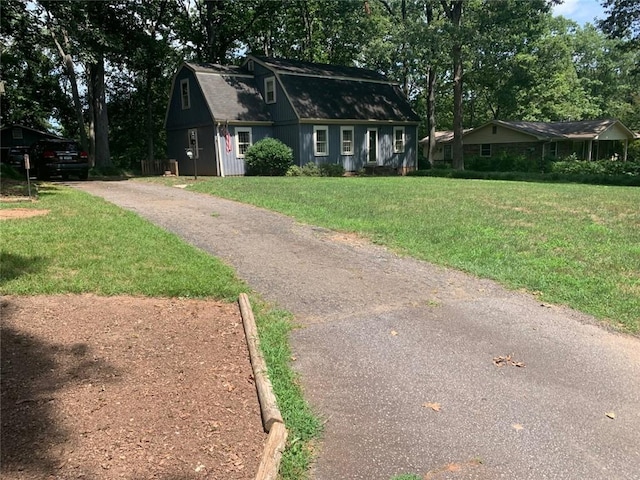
78;171;89;180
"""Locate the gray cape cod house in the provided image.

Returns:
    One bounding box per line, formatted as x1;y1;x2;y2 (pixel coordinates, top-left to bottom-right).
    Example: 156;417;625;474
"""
165;55;420;176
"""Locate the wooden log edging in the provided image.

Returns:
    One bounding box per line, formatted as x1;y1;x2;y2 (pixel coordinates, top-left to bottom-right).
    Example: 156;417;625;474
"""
238;293;288;480
256;421;288;480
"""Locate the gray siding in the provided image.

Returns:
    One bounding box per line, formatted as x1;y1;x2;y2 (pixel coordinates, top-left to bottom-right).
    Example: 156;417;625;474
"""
218;125;273;176
170;125;218;177
166;68;214;130
252;63;298;123
297;124;417;172
273;125;301;165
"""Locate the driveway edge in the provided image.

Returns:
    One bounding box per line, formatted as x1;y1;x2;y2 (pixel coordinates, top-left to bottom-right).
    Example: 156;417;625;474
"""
239;293;288;480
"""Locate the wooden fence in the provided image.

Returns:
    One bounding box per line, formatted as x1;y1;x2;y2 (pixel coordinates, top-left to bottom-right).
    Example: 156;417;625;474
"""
140;159;178;176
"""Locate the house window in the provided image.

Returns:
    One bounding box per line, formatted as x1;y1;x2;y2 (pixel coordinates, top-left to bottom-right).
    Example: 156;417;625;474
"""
265;77;276;104
393;127;405;153
247;59;254;72
492;125;497;134
549;142;558;157
443;144;452;160
12;128;23;140
341;127;354;155
236;128;252;157
481;144;491;157
314;126;329;156
181;79;190;109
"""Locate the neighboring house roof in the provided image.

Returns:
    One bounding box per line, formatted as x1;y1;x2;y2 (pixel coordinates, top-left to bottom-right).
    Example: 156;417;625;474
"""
249;55;420;123
185;62;272;123
419;130;473;144
486;119;636;141
420;119;637;144
0;123;62;140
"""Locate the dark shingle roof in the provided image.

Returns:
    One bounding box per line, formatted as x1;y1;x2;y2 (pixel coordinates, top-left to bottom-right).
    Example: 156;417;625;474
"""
496;119;626;139
186;63;272;123
252;56;388;82
278;74;420;122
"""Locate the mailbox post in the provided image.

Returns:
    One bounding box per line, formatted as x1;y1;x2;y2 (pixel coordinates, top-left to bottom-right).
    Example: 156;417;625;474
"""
189;131;198;180
24;153;32;198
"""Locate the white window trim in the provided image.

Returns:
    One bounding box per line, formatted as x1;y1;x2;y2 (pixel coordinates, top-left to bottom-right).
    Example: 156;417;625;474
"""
340;126;354;156
236;127;253;158
180;79;190;109
314;126;329;156
393;127;405;153
480;143;491;157
550;142;558;157
265;77;276;104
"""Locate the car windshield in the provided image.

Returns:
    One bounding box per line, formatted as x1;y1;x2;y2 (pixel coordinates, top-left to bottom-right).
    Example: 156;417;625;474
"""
48;142;80;152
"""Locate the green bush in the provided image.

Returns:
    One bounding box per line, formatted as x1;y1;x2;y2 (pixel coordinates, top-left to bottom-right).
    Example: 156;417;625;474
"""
245;138;293;176
551;158;640;176
285;165;303;176
300;162;321;176
407;168;640;186
319;163;345;177
465;152;550;173
0;163;23;180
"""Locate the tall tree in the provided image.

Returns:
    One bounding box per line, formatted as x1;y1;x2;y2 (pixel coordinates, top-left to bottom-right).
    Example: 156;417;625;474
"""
440;0;464;169
0;0;73;131
599;0;640;50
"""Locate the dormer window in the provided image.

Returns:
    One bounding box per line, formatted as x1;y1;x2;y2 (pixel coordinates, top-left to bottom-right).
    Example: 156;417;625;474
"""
265;77;276;104
181;79;190;109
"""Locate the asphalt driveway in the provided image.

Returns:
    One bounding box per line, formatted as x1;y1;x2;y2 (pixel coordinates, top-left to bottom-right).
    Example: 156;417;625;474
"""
75;180;640;480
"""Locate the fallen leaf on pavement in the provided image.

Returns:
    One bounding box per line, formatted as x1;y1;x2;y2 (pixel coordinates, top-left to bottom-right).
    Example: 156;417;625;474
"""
390;330;398;336
423;402;441;412
605;412;616;419
493;354;526;368
512;423;524;430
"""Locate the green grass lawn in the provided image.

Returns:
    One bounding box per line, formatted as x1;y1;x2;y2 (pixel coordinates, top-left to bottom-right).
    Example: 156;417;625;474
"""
0;184;320;479
158;176;639;334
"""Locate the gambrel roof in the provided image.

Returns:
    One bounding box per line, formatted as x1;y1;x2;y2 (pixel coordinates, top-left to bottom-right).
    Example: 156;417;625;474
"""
184;62;272;123
249;56;420;123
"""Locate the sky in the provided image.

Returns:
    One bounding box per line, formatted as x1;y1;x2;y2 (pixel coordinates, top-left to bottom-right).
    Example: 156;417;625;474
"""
552;0;607;26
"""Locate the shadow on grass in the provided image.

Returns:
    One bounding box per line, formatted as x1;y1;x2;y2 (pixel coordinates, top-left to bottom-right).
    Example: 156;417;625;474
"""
0;253;48;285
0;303;121;477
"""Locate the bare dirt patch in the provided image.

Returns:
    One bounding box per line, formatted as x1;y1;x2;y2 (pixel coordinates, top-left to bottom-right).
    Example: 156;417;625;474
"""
0;208;50;220
1;294;265;479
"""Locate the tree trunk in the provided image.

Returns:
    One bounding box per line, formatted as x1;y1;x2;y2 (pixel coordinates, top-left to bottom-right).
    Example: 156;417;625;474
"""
146;69;155;164
49;28;88;152
89;55;112;168
450;1;464;170
425;2;437;167
427;64;437;166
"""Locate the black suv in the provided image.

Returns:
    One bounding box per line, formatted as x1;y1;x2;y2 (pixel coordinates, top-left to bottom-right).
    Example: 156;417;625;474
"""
30;139;89;180
4;146;30;173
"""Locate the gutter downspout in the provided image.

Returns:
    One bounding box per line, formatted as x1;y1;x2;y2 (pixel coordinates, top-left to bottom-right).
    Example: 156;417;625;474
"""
215;122;225;177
